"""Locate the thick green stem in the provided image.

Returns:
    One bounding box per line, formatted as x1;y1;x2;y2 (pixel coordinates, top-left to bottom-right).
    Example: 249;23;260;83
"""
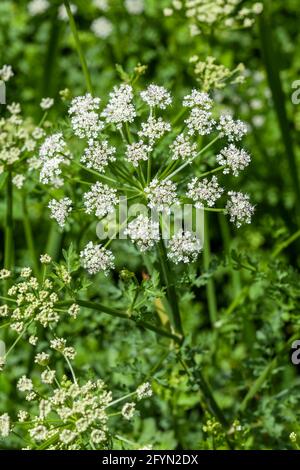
158;238;184;336
64;1;93;94
203;212;217;325
42;7;61;99
58;299;182;344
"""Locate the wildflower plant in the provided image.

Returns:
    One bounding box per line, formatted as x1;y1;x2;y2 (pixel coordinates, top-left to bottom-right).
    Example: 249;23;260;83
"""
37;82;254;276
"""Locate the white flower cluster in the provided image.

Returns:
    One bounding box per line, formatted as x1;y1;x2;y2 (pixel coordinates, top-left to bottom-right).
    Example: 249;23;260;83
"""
83;182;118;218
28;0;49;16
145;178;179;214
167;231;202;264
170;133;197;160
39;132;70;187
48;198;72;228
0;413;10;437
183;89;213;110
40;97;54;110
125;0;144;14
80;241;115;275
164;1;263;33
124;215;160;251
91;17;113;38
217;114;248;142
101;84;136;129
125;141;150;167
226;191;255;227
138;116;171;144
81;140;116;172
140;84;172;109
216;144;251;176
0;64;14;82
187;176;223;207
68;94;103;139
185;108;215;136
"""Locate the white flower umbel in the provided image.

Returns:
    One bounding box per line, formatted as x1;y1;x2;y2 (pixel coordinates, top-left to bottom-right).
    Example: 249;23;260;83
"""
28;0;49;16
0;65;14;82
125;141;150;167
0;414;10;437
187;176;224;207
140;84;172;109
122;402;136;420
68;94;103;139
83;182;117;218
81;140;116;172
217;115;248;142
91;17;113;38
167;231;202;264
170;133;197;160
93;0;109;11
101;84;136;129
124;215;160;251
145;178;179;214
48;198;72;228
125;0;144;15
185;108;215;136
183;90;213;110
138;116;171;144
39;133;70;187
12;174;25;189
40;97;54;110
80;241;115;275
136;382;152;400
216;144;251;176
226;191;255;227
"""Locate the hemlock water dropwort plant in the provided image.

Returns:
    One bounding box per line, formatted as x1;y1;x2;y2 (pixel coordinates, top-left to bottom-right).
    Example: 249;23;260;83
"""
37;83;254;275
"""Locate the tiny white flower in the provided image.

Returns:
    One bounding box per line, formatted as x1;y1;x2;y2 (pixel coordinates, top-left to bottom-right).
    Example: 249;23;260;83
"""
122;402;136;420
101;84;136;129
125;141;150;167
140;84;172;109
91;17;113;39
183;90;213;110
170;133;197;161
216;144;251;176
124;215;160;251
83;182;117;218
136;382;152;400
81;140;116;172
217;114;248;142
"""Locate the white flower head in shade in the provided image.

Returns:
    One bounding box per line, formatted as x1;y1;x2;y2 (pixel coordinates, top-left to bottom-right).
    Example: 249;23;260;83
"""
0;414;10;437
28;0;49;16
125;141;150;167
216;144;251;176
125;0;144;15
91;17;113;39
39;133;70;187
48;198;72;228
93;0;109;11
136;382;152;400
81;140;116;172
124;215;160;251
187;176;224;207
185;108;215;136
83;182;117;218
12;174;25;189
68;94;103;139
140;84;172;109
167;231;202;264
145;178;179;214
170;133;197;160
226;191;255;227
217;114;248;142
80;241;115;275
40;97;54;110
122;402;136;420
138;116;171;144
101;84;136;129
0;65;14;82
183;90;213;110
